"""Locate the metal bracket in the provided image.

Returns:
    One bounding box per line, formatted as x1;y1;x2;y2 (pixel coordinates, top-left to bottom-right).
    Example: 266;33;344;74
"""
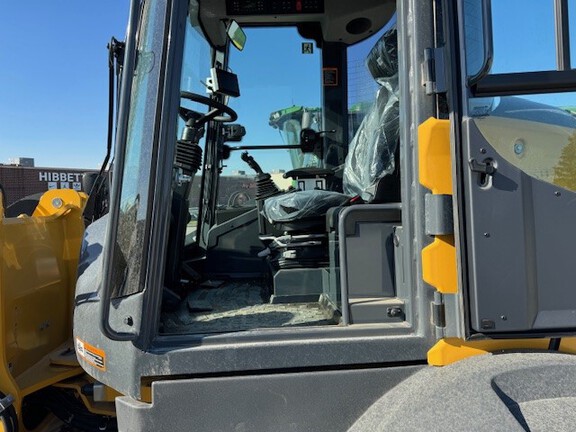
425;194;453;236
422;47;447;95
0;394;14;414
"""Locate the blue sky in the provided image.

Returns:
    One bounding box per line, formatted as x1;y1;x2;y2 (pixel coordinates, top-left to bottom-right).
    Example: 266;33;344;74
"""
490;0;576;108
492;0;575;74
0;1;575;170
0;2;128;168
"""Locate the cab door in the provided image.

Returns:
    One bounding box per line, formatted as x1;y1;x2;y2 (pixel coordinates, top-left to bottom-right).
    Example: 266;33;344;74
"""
453;0;576;334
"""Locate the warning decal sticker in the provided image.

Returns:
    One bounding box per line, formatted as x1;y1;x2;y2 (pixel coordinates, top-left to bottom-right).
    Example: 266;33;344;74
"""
76;338;106;371
322;67;338;86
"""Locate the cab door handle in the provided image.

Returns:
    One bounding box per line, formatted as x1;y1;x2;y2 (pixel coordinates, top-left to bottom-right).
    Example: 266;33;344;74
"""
468;158;496;175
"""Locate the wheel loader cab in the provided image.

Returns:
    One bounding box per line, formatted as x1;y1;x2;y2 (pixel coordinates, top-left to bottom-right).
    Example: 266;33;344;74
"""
75;0;425;387
73;1;576;429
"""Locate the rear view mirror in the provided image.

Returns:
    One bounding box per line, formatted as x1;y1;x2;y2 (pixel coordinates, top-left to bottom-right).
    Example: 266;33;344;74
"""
227;20;246;51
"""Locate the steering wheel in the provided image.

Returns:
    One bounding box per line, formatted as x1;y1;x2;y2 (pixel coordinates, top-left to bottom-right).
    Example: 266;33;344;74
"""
180;91;238;125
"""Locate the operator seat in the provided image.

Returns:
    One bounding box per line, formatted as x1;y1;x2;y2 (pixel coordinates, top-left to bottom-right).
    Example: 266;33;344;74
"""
262;25;400;231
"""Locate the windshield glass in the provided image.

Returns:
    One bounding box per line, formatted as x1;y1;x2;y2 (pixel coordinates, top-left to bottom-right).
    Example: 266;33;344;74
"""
216;27;322;209
181;7;212;99
180;6;212;244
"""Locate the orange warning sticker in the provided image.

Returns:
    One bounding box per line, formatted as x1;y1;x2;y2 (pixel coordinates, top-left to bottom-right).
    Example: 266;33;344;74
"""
76;337;106;371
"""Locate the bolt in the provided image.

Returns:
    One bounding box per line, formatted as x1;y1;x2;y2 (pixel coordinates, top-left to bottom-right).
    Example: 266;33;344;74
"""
483;232;490;238
555;191;561;197
387;307;403;318
500;315;507;321
52;198;63;209
513;140;525;156
480;148;487;154
124;316;134;326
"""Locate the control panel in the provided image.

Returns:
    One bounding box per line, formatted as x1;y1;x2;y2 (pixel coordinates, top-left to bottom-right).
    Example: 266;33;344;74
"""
226;0;323;15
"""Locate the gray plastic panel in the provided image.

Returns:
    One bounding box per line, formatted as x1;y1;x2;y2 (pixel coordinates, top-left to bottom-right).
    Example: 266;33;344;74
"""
344;222;396;298
326;232;340;307
273;268;324;298
205;207;268;277
464;120;576;333
338;205;401;324
115;365;423;432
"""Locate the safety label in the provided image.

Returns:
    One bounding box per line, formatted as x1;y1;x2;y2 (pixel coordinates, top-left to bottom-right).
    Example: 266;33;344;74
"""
76;337;106;371
322;67;338;86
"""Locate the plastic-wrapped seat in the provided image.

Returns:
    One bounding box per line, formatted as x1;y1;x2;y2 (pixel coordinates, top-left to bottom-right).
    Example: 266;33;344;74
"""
262;25;400;231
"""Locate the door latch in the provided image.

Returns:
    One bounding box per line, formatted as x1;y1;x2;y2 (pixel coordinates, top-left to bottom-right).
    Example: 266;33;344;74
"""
468;158;496;175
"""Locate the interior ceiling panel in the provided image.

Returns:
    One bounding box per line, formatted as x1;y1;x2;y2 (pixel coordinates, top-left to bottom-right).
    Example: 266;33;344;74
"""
199;0;396;47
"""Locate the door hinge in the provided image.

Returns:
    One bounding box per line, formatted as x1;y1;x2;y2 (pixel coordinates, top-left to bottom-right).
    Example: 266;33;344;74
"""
432;301;446;328
425;193;453;236
422;47;447;95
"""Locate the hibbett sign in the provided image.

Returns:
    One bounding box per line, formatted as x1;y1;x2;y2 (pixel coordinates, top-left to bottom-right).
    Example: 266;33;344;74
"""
38;171;83;191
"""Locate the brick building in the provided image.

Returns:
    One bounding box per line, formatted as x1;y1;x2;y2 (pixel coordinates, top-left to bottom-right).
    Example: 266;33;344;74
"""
0;163;290;209
0;165;96;206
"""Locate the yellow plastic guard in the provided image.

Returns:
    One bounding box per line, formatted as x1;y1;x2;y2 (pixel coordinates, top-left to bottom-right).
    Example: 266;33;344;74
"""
418;118;457;294
428;337;576;366
418;118;452;195
422;235;457;294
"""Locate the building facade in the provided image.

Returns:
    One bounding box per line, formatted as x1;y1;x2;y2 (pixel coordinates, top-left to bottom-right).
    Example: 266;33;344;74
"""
0;165;96;206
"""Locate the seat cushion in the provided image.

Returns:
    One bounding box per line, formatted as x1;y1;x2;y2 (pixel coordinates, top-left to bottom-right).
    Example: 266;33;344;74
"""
263;190;350;224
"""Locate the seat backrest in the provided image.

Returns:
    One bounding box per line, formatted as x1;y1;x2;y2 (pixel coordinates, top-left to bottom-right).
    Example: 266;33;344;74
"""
343;26;399;202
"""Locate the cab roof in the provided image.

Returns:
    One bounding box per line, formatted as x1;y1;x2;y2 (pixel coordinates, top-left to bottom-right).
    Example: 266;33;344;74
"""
199;0;396;47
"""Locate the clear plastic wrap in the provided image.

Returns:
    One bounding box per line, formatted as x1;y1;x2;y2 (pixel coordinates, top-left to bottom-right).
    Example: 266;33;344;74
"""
263;27;399;224
263;190;349;223
366;25;398;81
343;26;399;201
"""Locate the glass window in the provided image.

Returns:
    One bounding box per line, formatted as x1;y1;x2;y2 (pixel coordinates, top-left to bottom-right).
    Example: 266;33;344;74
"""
572;0;576;67
111;1;165;298
472;92;576;190
463;0;488;78
464;0;576;77
347;22;394;140
344;20;400;199
464;2;576;192
217;27;322;208
179;12;212;243
491;0;556;73
180;20;211;97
